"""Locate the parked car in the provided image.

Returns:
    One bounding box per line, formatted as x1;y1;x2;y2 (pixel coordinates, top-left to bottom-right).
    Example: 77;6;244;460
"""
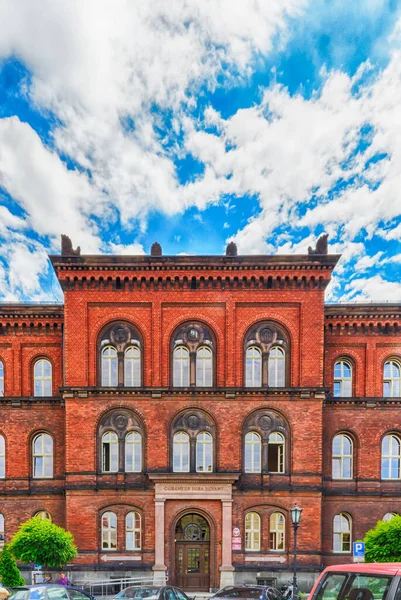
308;563;401;600
212;585;284;600
114;586;193;600
9;585;96;600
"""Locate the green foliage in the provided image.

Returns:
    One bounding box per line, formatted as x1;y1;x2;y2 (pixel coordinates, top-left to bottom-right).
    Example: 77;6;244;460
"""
9;517;77;569
0;544;25;586
364;515;401;562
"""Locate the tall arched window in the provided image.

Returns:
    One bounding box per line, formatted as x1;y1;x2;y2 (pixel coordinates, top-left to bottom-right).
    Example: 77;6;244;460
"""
0;513;4;548
245;512;260;551
332;434;353;479
173;347;190;387
334;360;353;397
245;432;262;473
0;361;4;396
101;347;118;387
383;512;397;522
124;346;141;387
267;432;285;473
102;432;118;473
101;511;117;550
196;347;213;387
173;432;190;472
0;435;4;479
383;360;401;397
270;512;285;551
125;432;142;473
33;433;53;478
33;359;52;397
34;511;52;521
196;432;213;473
382;434;401;479
126;511;141;550
333;513;352;552
268;347;285;387
245;347;262;387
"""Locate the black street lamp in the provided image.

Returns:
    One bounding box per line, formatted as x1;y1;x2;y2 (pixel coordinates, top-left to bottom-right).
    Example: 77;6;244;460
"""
290;504;303;600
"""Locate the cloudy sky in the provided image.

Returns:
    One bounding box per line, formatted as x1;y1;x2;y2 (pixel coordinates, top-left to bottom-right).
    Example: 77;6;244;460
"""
1;0;401;303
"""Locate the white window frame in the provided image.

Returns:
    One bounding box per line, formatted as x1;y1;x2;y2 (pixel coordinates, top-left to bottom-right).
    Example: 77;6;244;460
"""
125;431;142;473
34;359;52;397
0;434;5;479
101;346;118;387
196;431;213;473
173;431;190;472
33;433;53;479
126;511;141;550
124;346;141;387
381;434;401;479
332;434;353;479
34;511;52;521
334;360;353;397
245;346;262;387
196;346;213;387
0;361;4;396
102;431;119;473
333;512;352;553
268;346;285;387
382;512;397;522
245;432;262;473
268;432;285;473
173;346;190;387
102;511;117;550
269;512;285;551
0;513;4;548
245;512;261;551
383;360;401;398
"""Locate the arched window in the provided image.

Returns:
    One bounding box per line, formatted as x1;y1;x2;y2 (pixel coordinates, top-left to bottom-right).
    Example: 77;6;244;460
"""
0;513;4;548
33;433;53;478
124;346;141;387
125;432;142;473
270;512;285;551
0;435;4;479
268;432;285;473
268;347;285;387
102;432;118;473
126;511;141;550
334;360;353;397
33;359;52;397
333;513;352;552
196;432;213;473
382;512;397;522
245;432;262;473
101;511;117;550
101;347;118;387
382;434;401;479
245;347;262;387
245;512;260;551
173;432;190;472
173;347;190;387
0;361;4;396
383;360;401;397
196;347;213;387
34;511;52;521
332;434;353;479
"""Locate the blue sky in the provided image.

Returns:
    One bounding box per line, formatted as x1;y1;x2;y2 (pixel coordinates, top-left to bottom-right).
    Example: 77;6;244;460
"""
1;0;401;302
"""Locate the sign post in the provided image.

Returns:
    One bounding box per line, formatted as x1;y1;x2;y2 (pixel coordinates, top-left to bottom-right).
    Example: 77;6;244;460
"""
353;542;365;563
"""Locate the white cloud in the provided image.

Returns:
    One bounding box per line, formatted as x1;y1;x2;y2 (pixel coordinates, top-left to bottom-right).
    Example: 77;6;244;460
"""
342;275;401;302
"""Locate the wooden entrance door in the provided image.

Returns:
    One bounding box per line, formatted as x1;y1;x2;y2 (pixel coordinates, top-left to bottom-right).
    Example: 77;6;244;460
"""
175;542;210;591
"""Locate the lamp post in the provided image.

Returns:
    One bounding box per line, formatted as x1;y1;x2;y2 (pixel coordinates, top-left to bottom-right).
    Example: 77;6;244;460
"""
290;504;302;600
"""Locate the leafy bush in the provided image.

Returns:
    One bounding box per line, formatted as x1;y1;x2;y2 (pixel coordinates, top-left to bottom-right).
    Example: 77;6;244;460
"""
9;517;77;569
364;515;401;562
0;544;25;586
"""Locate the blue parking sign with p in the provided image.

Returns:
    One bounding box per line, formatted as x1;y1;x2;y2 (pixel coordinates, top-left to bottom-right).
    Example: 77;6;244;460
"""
353;542;365;557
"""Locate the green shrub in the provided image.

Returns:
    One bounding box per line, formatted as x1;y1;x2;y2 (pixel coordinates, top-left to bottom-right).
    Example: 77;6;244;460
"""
364;515;401;562
0;544;25;586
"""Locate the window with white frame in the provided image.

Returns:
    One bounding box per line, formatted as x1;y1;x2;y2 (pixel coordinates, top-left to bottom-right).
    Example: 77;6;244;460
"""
382;512;397;522
173;347;190;387
0;513;4;548
102;431;119;473
381;434;401;479
245;432;262;473
173;431;190;472
383;360;401;397
126;511;141;550
101;346;118;386
245;346;262;387
245;512;260;551
0;361;4;396
334;360;353;397
33;433;53;478
332;434;353;479
196;432;213;473
0;435;4;478
269;512;285;551
267;432;285;473
34;511;52;521
33;359;52;397
268;347;285;387
333;513;352;552
101;511;117;550
124;346;141;387
125;431;142;472
196;346;213;387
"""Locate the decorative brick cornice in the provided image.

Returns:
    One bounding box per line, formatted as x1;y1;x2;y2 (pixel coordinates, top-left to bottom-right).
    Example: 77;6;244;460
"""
0;304;64;335
0;396;64;406
325;304;401;336
324;396;401;407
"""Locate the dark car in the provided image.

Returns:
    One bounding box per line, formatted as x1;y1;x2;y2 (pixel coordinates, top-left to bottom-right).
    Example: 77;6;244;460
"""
113;586;193;600
9;585;96;600
212;586;284;600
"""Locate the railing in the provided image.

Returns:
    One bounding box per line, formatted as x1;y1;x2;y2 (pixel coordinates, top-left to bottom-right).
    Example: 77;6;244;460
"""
73;575;155;599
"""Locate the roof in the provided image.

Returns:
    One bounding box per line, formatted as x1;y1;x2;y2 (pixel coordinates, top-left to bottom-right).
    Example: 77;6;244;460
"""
322;563;401;575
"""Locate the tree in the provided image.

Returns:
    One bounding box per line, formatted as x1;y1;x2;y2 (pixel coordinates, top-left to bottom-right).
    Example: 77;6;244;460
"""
0;545;25;586
364;515;401;562
9;517;77;569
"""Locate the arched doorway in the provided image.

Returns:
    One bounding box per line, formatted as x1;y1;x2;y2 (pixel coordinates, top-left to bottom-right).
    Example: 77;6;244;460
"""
175;513;210;591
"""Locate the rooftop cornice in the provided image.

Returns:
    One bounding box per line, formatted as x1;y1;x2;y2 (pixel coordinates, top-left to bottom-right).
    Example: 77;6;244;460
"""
325;304;401;319
0;304;64;319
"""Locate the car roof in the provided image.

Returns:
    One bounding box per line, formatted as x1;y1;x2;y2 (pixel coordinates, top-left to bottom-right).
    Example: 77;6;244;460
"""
322;563;401;576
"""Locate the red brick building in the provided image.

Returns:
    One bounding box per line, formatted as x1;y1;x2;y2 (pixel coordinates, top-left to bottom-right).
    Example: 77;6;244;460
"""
0;237;400;591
